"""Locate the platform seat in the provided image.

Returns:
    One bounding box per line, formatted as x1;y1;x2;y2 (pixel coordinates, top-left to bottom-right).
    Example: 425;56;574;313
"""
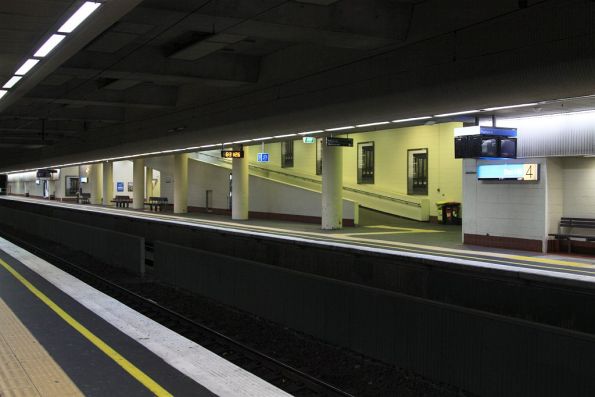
111;195;133;208
144;196;168;211
549;217;595;253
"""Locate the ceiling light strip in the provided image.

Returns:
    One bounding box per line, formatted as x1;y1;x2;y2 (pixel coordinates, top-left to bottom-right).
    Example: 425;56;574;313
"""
3;76;23;89
325;126;354;131
58;1;102;33
355;121;390;127
392;116;432;123
15;59;40;76
34;34;66;57
434;110;480;117
483;103;539;111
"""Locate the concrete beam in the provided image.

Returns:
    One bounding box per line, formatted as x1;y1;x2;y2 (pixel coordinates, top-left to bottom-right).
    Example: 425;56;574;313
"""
25;82;179;110
62;47;260;86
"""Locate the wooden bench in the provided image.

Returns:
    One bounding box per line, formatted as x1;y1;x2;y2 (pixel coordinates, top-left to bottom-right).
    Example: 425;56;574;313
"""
549;217;595;253
77;192;91;204
111;195;133;208
144;196;168;211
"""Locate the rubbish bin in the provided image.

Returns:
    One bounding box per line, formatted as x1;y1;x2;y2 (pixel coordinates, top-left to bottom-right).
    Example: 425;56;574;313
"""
436;201;461;224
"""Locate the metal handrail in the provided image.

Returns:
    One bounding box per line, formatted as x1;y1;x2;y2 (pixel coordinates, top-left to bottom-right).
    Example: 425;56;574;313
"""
196;153;422;208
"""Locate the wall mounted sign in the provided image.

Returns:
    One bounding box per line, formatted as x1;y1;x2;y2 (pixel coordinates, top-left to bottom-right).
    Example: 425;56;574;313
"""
116;181;124;192
302;136;316;144
477;163;539;181
257;153;269;162
221;150;244;158
325;137;353;147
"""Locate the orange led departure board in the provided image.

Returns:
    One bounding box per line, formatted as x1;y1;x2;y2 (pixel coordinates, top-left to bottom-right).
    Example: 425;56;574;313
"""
221;150;244;158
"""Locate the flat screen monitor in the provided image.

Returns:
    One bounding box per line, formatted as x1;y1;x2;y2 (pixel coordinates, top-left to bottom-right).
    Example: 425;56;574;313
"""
80;177;88;183
499;138;517;158
481;137;498;157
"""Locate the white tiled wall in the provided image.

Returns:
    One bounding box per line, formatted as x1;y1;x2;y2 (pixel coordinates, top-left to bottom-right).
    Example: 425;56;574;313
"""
463;158;548;241
562;157;595;218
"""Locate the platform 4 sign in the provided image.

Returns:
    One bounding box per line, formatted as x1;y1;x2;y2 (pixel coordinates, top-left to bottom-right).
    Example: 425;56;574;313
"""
221;150;244;159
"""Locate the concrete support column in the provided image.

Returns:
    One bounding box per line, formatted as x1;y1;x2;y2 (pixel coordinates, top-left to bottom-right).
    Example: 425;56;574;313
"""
173;153;188;213
145;167;153;199
89;163;103;205
132;158;145;209
232;146;249;220
321;142;343;229
102;161;113;206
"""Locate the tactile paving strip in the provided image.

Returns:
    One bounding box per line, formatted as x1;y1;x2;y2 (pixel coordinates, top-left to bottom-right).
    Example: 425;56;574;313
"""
0;298;82;397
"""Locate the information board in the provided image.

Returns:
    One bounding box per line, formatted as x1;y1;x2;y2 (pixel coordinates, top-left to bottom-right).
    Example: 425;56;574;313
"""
221;150;244;159
116;181;124;192
477;163;539;181
326;137;353;147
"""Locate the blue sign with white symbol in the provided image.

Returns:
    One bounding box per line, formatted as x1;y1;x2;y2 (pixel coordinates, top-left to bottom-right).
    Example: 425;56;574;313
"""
116;181;124;192
257;153;270;162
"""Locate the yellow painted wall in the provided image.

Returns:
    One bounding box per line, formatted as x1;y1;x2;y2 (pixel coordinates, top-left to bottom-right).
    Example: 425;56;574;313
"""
250;122;463;217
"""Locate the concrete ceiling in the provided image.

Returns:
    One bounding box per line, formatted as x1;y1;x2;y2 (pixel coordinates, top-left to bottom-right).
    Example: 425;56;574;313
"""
1;0;594;171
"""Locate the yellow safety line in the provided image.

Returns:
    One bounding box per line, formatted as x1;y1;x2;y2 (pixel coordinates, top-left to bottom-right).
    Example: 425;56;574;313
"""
344;230;443;236
0;257;173;397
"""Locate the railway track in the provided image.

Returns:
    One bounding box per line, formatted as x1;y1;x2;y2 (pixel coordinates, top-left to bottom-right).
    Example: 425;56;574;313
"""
1;230;353;397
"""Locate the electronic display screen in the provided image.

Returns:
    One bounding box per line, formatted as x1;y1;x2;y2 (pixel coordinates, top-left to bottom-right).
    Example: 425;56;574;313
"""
499;138;517;158
481;138;498;157
221;150;244;158
80;177;88;183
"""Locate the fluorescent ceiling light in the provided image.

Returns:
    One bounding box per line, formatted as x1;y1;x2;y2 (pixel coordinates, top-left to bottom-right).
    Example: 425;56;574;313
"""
273;133;297;138
356;121;390;127
3;76;22;89
252;136;273;141
58;1;102;33
15;59;40;76
434;110;480;117
298;130;323;135
0;90;7;100
201;143;221;148
160;149;185;153
483;103;539;111
325;126;354;131
232;139;252;144
184;146;200;150
34;34;66;57
392;116;431;123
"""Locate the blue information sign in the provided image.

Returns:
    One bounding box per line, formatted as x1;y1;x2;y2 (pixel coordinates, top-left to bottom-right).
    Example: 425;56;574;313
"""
116;181;124;192
477;163;539;181
257;153;270;162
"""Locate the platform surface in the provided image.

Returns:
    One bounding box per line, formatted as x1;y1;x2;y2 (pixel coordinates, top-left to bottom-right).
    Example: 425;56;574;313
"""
0;235;289;397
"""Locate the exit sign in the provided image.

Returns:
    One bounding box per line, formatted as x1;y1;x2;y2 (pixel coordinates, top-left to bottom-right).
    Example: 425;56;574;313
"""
257;153;269;162
221;150;244;158
302;137;316;144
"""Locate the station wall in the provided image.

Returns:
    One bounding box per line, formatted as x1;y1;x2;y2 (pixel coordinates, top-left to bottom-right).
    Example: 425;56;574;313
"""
253;122;463;217
463;158;549;251
463;156;595;252
562;157;595;218
184;158;358;223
